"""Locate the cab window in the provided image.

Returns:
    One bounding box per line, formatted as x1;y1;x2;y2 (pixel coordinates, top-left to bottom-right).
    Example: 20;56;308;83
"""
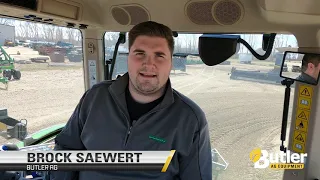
1;18;84;145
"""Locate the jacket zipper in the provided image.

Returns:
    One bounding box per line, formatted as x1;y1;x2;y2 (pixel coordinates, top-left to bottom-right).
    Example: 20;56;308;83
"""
125;125;133;145
120;111;131;147
123;105;171;148
123;109;161;147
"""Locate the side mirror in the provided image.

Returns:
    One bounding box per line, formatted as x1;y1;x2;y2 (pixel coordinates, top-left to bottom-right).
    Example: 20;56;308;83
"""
280;51;320;85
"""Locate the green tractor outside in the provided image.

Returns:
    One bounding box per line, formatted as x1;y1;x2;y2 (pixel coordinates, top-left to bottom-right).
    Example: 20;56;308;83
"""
0;45;21;89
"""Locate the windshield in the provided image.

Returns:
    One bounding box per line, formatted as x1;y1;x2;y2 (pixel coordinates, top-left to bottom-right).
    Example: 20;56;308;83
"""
0;18;84;144
104;32;298;179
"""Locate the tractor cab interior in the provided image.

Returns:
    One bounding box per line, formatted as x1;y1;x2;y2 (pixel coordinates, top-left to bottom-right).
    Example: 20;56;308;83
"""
0;0;320;179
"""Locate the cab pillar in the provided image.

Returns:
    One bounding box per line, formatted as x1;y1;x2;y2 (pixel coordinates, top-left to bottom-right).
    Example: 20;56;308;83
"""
282;29;320;179
81;29;106;91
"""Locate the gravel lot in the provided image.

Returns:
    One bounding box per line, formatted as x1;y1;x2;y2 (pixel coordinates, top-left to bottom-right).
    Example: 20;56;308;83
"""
0;47;295;180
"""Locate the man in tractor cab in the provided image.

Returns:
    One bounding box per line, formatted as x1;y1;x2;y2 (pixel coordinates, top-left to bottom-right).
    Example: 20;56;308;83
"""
52;21;212;180
297;53;320;84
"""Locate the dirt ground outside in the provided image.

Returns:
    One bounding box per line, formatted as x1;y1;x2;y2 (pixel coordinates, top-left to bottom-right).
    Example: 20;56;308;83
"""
0;46;295;180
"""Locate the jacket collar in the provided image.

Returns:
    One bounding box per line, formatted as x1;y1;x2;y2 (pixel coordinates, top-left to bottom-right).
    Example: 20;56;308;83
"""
109;73;175;114
298;72;317;85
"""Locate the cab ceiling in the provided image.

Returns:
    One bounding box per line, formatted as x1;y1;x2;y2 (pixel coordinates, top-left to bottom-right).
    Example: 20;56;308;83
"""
0;0;320;34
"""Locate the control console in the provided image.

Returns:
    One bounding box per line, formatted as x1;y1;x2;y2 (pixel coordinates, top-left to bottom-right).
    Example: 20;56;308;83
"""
0;142;56;180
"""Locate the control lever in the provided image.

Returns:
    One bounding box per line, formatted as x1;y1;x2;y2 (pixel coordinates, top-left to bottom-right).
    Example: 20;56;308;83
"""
0;143;19;151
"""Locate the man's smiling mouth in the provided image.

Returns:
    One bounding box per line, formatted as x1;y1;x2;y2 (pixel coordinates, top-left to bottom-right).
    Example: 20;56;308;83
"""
139;72;157;78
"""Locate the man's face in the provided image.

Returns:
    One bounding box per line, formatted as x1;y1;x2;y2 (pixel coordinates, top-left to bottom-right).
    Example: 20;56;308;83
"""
128;35;172;95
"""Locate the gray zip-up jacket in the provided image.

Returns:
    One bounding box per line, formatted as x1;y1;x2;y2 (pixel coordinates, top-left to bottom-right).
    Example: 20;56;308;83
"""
51;73;212;180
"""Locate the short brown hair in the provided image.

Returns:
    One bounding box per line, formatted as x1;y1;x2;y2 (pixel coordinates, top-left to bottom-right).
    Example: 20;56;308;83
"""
128;21;174;55
301;54;320;71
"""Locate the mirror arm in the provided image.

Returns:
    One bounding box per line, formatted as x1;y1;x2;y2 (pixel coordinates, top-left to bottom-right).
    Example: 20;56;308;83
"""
262;34;273;51
104;59;111;80
108;32;126;80
280;78;295;152
237;33;277;60
172;31;178;37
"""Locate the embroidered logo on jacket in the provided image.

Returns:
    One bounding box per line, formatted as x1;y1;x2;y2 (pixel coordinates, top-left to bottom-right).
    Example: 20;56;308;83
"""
149;135;166;143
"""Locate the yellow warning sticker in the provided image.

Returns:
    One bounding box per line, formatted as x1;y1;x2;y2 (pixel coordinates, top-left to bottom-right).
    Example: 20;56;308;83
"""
295;120;308;133
292;85;313;154
299;85;313;99
298;97;312;110
296;109;310;121
292;140;305;153
294;131;307;144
